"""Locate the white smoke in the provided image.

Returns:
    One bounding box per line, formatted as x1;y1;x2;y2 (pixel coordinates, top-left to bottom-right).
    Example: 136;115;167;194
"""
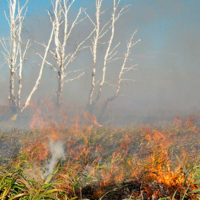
43;140;65;177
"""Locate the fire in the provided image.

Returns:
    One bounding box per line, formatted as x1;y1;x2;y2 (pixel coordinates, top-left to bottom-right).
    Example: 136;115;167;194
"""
16;105;200;199
84;111;102;127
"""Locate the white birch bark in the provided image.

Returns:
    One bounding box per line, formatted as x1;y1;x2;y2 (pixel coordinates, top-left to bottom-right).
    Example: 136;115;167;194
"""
17;1;30;108
42;0;93;106
87;0;103;108
1;0;53;113
87;0;130;113
99;30;141;119
9;0;17;109
21;28;54;112
0;0;29;111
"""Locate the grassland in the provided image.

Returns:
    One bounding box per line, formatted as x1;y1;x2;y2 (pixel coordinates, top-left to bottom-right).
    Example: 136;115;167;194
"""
0;117;200;199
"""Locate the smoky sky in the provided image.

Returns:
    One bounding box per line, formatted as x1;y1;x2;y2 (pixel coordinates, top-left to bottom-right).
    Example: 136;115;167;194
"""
0;0;200;123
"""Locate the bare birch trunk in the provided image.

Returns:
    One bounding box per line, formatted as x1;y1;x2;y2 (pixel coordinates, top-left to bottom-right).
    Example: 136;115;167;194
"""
9;0;17;110
87;62;96;113
17;9;23;109
17;73;22;108
9;67;16;109
86;0;102;113
17;48;22;108
57;70;64;106
86;0;109;114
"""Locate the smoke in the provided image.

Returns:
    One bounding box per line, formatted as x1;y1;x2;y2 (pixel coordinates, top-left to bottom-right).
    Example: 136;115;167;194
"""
43;139;65;177
0;0;200;126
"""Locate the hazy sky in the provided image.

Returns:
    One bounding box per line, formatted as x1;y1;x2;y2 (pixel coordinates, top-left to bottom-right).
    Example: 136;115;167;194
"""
0;0;200;121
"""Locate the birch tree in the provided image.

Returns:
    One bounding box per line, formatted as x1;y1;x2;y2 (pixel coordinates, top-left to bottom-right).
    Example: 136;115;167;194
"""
1;0;54;113
86;0;140;117
0;0;30;111
38;0;94;106
20;11;55;113
20;29;54;113
99;30;141;119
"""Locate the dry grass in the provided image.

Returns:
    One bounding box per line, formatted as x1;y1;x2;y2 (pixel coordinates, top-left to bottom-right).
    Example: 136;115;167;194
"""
0;117;200;199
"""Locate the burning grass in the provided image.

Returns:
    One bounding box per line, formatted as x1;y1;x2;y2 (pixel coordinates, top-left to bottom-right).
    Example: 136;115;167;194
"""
0;117;200;199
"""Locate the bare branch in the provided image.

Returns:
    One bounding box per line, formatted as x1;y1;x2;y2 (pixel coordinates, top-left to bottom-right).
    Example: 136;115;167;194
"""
65;71;85;83
47;10;53;23
107;50;118;61
0;38;10;55
99;28;109;39
121;79;135;82
67;68;85;75
64;8;83;45
108;42;120;56
15;40;31;73
4;11;10;26
99;27;140;118
115;5;130;22
122;64;138;74
63;53;72;64
94;0;121;105
83;10;96;27
1;51;9;62
105;81;116;90
63;28;95;70
75;15;87;26
0;61;7;69
49;49;56;57
114;30;140;98
107;56;122;63
1;0;31;108
22;40;31;59
35;52;58;72
21;26;54;112
64;0;75;11
44;0;93;105
34;40;47;48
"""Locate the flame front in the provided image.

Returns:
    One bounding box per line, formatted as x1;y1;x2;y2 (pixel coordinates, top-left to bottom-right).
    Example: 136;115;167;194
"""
17;106;200;199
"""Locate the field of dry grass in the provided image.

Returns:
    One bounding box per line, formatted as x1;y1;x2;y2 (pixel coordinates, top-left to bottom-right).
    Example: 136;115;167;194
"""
0;115;200;199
